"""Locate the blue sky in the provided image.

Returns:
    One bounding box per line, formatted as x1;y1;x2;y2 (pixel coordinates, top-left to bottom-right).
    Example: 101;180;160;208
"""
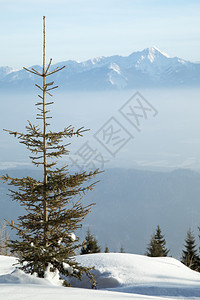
0;0;200;68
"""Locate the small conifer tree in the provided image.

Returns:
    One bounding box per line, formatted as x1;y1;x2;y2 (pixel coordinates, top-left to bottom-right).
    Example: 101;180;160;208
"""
104;245;109;253
0;17;100;287
120;245;125;253
81;229;101;255
181;228;199;271
145;225;169;257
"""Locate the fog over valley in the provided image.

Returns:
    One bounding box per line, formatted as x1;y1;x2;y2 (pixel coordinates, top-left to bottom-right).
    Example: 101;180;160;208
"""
1;88;200;172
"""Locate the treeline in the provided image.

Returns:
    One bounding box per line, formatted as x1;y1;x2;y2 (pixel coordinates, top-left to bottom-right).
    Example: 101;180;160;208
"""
80;229;125;254
145;225;200;272
80;225;200;273
2;222;200;273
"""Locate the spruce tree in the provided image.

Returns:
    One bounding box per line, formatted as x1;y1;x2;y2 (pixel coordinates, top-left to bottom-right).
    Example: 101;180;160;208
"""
81;229;101;255
181;228;199;271
104;245;109;253
0;17;99;287
120;245;125;253
145;225;169;257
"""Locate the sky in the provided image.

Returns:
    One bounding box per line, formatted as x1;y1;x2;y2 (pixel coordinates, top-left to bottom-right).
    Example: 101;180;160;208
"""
0;0;200;69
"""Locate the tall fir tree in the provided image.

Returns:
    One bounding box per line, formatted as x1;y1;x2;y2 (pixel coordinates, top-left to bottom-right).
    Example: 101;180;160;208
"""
145;225;169;257
80;229;101;255
0;17;100;287
181;228;199;271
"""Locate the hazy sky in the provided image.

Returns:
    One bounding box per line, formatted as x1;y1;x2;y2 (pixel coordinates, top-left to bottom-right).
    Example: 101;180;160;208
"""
0;0;200;68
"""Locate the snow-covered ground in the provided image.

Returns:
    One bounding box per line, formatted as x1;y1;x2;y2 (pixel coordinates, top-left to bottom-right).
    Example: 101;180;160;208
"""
1;253;200;300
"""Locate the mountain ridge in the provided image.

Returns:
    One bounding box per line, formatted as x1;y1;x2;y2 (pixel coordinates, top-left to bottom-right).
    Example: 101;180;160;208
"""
0;47;199;90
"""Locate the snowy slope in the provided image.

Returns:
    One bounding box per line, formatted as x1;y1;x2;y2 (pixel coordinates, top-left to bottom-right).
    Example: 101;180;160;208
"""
71;253;200;297
1;47;200;90
0;285;179;300
1;253;200;299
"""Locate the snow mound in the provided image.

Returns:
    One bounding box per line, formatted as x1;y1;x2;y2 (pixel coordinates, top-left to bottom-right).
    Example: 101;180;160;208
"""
1;254;200;299
0;269;51;285
0;256;59;286
0;255;16;276
70;253;200;297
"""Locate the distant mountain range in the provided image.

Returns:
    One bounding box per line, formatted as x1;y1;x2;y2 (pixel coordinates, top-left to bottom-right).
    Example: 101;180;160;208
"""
0;47;200;90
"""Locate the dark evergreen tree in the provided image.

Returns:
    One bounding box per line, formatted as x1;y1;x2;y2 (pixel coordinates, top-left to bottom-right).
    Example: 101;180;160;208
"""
81;229;101;255
120;246;125;253
181;228;199;271
145;225;169;257
104;245;109;253
0;17;100;287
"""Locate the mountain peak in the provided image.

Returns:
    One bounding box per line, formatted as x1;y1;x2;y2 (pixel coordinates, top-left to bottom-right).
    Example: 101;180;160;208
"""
145;46;170;59
128;47;170;64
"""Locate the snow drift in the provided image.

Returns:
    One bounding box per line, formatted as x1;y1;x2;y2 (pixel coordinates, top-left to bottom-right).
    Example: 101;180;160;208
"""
70;253;200;297
1;253;200;299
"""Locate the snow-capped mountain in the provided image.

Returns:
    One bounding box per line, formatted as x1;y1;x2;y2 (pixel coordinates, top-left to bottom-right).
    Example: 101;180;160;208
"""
0;47;200;90
0;66;17;81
